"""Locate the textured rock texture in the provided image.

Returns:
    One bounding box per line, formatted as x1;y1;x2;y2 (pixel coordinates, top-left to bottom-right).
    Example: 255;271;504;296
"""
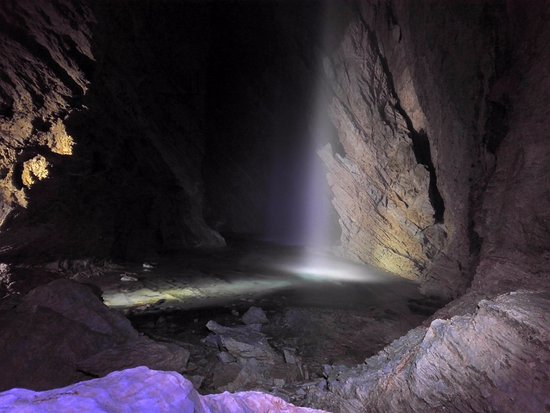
306;291;550;413
471;0;550;297
299;1;550;411
206;321;279;363
0;366;327;413
0;280;189;391
322;0;510;297
0;0;223;262
321;19;441;283
0;1;549;412
0;0;94;225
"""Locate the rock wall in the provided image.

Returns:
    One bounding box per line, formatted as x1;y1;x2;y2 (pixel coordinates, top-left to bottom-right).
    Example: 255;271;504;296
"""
471;0;550;296
0;0;224;262
320;17;443;286
323;0;513;297
303;1;550;411
0;0;94;232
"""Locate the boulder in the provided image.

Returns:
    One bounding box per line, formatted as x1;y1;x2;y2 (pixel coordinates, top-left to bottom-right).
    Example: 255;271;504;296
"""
242;306;269;325
0;367;327;413
206;320;279;363
0;279;191;391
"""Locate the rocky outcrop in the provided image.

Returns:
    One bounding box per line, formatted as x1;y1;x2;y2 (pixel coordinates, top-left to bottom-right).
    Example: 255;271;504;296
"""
0;279;189;391
206;321;279;363
322;1;510;297
471;0;550;297
321;18;442;285
0;366;327;413
0;0;223;262
304;1;550;411
305;290;550;413
0;0;94;226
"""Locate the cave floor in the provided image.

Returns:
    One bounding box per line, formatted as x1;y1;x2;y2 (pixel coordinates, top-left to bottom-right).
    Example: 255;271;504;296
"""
79;244;439;396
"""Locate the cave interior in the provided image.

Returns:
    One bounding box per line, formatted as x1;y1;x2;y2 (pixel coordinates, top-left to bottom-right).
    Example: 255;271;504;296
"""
0;0;549;412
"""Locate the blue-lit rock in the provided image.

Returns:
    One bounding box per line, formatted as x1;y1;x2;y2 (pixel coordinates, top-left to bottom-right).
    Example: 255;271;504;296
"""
0;367;327;413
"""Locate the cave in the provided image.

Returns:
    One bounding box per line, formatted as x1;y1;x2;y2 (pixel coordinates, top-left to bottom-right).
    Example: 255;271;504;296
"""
0;0;549;412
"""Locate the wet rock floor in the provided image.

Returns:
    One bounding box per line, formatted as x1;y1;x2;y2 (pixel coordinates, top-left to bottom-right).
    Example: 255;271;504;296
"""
82;243;442;399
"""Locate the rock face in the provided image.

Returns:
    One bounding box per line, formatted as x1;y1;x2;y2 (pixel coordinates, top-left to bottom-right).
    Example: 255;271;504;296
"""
306;291;550;413
0;0;93;227
322;1;511;297
0;279;189;391
321;19;442;284
0;0;224;262
0;367;327;413
470;0;550;297
302;1;550;411
0;1;549;412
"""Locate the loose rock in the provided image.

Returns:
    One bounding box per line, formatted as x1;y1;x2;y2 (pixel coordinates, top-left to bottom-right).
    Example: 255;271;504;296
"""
242;306;268;325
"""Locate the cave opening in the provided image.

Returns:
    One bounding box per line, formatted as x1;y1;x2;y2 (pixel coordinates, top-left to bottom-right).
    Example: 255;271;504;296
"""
1;0;549;411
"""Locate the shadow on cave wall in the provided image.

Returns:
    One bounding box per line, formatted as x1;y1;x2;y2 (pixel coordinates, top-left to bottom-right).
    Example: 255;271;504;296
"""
0;0;347;263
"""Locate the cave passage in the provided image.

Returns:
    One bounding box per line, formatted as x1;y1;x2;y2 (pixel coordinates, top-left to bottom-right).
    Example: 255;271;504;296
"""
8;0;550;411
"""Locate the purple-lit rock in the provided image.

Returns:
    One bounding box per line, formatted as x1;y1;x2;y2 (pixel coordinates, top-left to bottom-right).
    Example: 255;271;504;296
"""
0;367;327;413
241;306;269;325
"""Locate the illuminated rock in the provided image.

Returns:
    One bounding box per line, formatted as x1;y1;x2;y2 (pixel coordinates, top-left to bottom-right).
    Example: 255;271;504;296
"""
0;0;93;221
321;1;525;300
0;367;327;413
321;20;443;285
306;291;550;413
21;155;50;188
40;120;75;155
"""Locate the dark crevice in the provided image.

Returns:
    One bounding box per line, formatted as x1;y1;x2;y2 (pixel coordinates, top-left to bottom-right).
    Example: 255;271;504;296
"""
385;2;398;28
354;8;446;223
483;99;509;155
0;102;13;119
468;219;483;255
410;130;445;223
329;120;346;157
31;117;51;133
